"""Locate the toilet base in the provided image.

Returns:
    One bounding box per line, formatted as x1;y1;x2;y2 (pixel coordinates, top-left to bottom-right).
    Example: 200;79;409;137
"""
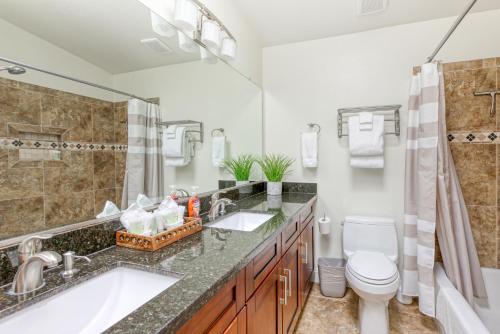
358;298;390;334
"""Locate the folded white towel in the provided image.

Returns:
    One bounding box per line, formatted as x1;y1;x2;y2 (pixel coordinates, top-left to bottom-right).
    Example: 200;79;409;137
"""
350;156;384;169
359;112;373;130
165;134;193;167
349;115;384;156
349;115;384;169
163;126;186;158
301;132;318;168
212;136;226;167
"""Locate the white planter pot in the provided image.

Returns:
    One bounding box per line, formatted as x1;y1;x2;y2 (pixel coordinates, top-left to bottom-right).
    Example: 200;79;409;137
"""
267;182;282;196
267;195;282;209
236;180;252;194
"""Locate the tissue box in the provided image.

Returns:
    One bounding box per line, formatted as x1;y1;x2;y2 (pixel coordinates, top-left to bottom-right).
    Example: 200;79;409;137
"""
116;217;202;252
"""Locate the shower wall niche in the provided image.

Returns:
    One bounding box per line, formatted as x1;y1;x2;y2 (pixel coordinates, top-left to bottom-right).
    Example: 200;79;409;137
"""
444;57;500;268
0;77;128;239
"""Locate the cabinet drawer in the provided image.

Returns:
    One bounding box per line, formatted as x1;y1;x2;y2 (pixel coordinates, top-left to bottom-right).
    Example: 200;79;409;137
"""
282;216;300;253
178;270;245;334
245;236;281;298
300;201;316;231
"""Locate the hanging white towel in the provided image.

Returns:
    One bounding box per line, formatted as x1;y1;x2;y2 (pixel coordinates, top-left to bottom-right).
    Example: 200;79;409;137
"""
165;133;193;167
359;112;373;131
212;136;226;167
349;116;384;156
349;115;385;169
163;126;186;158
301;132;318;168
350;156;384;168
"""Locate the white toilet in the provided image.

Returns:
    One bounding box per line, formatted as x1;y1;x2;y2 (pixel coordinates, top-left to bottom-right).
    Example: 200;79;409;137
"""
342;216;399;334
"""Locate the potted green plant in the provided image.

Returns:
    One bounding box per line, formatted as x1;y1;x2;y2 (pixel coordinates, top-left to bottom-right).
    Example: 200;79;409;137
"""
258;154;294;196
222;154;256;193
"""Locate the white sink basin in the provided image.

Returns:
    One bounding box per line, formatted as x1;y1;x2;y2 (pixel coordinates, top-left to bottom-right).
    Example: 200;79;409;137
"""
208;212;274;232
0;267;180;334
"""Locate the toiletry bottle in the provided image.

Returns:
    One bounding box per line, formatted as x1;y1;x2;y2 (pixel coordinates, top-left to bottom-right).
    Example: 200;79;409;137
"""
169;185;178;201
188;186;200;218
164;196;179;225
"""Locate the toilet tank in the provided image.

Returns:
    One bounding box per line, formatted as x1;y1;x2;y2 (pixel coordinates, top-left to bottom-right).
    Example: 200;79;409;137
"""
343;216;398;263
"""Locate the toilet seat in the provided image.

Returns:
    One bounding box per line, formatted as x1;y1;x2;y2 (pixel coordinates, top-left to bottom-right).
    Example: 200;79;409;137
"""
346;251;398;285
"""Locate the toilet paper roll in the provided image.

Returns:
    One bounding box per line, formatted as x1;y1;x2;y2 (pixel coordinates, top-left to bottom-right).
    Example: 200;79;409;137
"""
318;216;331;235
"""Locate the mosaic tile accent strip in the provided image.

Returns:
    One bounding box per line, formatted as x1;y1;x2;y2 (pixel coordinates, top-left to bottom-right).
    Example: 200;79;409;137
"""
447;132;500;144
0;137;127;152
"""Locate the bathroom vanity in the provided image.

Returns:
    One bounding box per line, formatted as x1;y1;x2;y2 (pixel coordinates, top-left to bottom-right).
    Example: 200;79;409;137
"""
178;197;316;334
0;189;317;334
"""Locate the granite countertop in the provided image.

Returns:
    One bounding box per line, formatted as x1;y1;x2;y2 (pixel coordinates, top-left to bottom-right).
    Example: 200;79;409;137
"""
0;192;317;334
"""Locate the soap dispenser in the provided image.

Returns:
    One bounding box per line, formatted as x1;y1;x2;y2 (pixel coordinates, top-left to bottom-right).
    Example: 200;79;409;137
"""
188;186;200;218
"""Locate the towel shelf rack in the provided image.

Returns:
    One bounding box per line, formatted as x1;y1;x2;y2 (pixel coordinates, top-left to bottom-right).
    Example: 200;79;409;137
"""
157;120;204;143
337;105;401;138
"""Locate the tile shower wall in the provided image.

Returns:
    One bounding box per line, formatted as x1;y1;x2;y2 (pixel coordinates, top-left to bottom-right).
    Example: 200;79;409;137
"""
444;57;500;268
0;77;128;239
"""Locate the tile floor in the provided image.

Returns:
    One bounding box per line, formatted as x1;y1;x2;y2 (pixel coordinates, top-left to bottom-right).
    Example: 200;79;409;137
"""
295;285;438;334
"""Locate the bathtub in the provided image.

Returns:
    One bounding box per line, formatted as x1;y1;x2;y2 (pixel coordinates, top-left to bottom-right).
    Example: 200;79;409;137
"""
434;263;494;334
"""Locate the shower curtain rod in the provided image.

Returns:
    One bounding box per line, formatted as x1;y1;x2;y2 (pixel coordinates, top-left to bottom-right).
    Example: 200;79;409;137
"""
0;56;157;104
426;0;478;63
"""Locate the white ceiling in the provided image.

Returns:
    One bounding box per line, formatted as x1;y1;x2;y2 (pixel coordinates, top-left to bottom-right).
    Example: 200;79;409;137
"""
0;0;201;74
234;0;500;47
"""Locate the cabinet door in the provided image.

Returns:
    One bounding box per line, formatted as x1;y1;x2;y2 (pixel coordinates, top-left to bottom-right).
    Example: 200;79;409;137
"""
247;264;283;334
246;236;281;298
282;238;300;334
300;218;314;308
222;307;247;334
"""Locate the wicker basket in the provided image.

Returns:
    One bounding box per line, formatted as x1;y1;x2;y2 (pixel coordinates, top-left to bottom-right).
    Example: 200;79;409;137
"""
116;217;202;252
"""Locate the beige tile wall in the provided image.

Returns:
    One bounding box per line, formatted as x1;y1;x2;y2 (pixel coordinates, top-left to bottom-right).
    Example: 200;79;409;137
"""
0;77;127;239
444;57;500;268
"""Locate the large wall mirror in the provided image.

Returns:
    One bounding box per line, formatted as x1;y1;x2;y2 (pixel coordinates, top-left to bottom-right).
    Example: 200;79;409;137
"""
0;0;263;242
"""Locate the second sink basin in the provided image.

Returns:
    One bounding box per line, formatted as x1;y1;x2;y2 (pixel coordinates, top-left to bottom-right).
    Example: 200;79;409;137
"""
0;266;180;334
208;212;275;232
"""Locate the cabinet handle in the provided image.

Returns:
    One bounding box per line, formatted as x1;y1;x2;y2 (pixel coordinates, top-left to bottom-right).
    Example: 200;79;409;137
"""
303;242;308;265
284;268;292;297
279;275;288;305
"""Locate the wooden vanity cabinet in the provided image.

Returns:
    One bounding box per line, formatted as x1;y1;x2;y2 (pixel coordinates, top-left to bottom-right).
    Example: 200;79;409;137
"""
281;237;301;334
299;218;314;309
177;270;245;334
247;263;283;334
178;199;316;334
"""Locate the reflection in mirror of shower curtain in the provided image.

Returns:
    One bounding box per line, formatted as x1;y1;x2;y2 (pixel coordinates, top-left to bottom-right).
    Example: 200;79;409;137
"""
122;99;165;208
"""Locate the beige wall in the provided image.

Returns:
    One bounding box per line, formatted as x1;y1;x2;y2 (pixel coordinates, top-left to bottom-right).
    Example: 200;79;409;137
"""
262;9;500;275
113;60;263;193
0;18;114;101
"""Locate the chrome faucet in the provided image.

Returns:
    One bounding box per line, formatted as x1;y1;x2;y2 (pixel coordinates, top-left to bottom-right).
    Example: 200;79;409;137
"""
10;235;61;295
209;191;236;221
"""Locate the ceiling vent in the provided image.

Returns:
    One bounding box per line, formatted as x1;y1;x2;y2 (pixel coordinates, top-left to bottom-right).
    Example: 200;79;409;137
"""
357;0;388;16
140;38;173;54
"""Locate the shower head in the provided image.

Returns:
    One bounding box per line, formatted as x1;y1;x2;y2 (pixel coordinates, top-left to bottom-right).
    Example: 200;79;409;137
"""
0;65;26;75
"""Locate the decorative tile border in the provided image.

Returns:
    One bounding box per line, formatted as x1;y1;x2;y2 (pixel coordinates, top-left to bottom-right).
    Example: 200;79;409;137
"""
0;137;127;152
447;132;500;144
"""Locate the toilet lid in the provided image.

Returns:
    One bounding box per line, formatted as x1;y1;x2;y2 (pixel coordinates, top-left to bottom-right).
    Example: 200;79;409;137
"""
347;251;398;285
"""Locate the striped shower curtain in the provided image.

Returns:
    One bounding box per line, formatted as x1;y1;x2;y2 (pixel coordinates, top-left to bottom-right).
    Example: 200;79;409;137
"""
402;62;487;317
121;99;164;208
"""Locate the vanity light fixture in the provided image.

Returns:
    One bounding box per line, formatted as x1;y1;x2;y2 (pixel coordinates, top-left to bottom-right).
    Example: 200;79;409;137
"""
171;0;237;63
173;0;199;32
200;17;221;53
220;31;236;61
150;11;176;38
